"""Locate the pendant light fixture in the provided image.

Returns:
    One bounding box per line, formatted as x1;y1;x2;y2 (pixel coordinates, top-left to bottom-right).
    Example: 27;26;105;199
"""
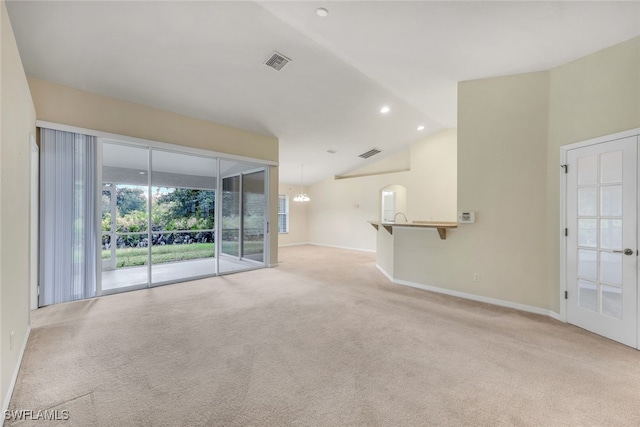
293;164;310;203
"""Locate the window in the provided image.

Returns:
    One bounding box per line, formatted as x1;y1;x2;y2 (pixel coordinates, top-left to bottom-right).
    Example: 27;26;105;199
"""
278;195;289;233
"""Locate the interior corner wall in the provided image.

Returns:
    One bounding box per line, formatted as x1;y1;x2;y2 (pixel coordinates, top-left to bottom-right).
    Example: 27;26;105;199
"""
26;77;281;267
278;183;308;247
1;0;37;410
306;129;457;252
393;71;551;310
397;38;639;314
307;171;411;252
546;36;640;312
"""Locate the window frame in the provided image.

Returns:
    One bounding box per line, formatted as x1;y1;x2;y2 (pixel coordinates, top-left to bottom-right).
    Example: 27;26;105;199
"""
278;194;289;234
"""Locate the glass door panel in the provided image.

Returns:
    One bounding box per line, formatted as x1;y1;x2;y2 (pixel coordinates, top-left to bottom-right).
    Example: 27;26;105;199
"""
101;186;116;270
221;175;240;258
150;150;217;285
241;171;265;262
218;160;267;274
101;142;150;292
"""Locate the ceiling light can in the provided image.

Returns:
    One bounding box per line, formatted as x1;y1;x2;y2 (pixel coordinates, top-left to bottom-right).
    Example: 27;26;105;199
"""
316;8;329;17
380;106;390;114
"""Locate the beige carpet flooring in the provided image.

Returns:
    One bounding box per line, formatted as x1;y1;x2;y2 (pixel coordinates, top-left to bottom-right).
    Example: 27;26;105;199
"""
7;245;640;426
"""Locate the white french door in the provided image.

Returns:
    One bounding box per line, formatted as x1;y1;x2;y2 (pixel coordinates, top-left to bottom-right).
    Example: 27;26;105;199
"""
566;135;638;348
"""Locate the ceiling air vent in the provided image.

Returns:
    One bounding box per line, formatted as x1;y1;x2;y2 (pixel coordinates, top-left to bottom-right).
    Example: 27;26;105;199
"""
265;51;291;71
358;148;382;159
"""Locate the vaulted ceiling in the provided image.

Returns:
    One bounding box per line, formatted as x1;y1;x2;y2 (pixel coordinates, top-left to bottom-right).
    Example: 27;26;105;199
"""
6;1;640;184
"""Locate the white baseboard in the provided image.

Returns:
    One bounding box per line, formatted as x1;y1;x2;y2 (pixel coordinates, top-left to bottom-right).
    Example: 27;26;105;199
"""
2;326;31;422
375;264;393;282
394;278;560;319
295;245;564;321
307;242;376;253
548;311;563;321
278;242;310;248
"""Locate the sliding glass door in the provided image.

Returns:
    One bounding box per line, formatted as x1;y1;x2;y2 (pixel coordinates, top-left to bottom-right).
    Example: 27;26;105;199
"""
242;170;266;263
100;141;269;294
221;175;240;259
150;150;217;285
218;160;267;274
41;132;272;305
101;143;150;293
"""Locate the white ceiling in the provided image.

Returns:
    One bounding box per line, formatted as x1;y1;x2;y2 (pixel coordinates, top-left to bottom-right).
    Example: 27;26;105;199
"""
7;1;640;184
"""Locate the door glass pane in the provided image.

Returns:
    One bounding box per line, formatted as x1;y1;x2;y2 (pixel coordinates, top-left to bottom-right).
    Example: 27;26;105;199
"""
577;249;597;280
101;143;149;292
600;219;622;250
578;155;598;185
577;219;597;248
115;233;148;268
221;175;240;258
219;160;268;274
101;233;112;265
578;188;597;216
600;151;622;184
114;187;148;232
601;285;623;319
102;189;112;232
101;189;114;268
150;150;216;285
600;252;622;285
242;171;265;262
600;185;622;216
578;280;598;312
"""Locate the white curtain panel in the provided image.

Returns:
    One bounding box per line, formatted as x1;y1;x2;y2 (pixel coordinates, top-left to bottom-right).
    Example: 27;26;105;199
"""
39;128;97;306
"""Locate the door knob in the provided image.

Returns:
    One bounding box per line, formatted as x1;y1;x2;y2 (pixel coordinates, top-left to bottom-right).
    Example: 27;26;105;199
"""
613;248;634;256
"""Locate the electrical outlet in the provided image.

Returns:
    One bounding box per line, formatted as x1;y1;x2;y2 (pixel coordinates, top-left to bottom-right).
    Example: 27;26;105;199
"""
473;273;480;282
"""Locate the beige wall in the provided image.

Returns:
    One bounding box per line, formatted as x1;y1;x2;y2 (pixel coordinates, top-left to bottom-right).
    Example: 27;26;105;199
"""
388;37;639;314
1;0;37;409
278;183;308;247
27;78;280;266
27;77;278;162
455;71;550;308
306;129;457;252
395;71;551;309
407;128;457;222
336;149;410;179
307;172;408;251
546;36;640;311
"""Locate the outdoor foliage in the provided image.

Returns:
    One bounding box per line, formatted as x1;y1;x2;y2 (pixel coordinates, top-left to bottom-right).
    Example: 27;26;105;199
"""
103;186;215;233
116;187;146;216
103;184;264;268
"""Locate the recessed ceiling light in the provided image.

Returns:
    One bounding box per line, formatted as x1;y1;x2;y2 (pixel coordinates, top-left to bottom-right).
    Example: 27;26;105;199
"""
139;171;146;175
316;7;329;17
417;125;425;131
380;106;390;114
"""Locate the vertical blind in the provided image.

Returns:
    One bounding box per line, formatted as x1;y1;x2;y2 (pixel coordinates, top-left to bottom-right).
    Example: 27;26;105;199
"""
39;128;97;305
